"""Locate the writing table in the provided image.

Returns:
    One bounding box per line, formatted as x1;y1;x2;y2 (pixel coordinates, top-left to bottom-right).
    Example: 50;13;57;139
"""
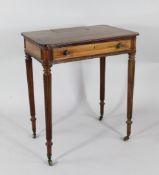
22;25;139;165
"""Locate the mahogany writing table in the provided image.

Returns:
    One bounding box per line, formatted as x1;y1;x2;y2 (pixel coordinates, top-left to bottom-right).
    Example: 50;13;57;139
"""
22;25;139;165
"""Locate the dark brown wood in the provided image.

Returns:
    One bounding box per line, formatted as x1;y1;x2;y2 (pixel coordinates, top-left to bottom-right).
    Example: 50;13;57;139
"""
22;25;138;47
25;53;36;138
123;52;136;141
99;57;106;120
22;25;138;165
42;47;53;166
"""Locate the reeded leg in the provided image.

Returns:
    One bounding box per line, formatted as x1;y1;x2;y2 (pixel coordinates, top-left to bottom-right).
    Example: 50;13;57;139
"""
123;52;136;141
99;57;106;121
43;62;53;166
25;53;36;138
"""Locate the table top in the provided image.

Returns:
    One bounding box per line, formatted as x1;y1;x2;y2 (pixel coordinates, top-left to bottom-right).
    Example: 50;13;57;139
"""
22;25;138;47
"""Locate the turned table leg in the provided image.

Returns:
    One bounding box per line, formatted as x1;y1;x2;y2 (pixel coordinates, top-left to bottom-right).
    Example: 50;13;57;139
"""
123;52;136;141
43;61;53;166
99;56;106;121
25;53;36;138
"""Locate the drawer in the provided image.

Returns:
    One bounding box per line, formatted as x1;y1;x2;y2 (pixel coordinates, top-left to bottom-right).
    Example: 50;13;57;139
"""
53;39;132;60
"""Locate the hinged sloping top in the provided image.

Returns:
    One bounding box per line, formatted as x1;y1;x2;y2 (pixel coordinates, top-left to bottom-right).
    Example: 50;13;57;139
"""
22;25;139;47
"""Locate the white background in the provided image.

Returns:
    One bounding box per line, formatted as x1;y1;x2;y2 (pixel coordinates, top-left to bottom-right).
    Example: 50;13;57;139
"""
0;0;159;175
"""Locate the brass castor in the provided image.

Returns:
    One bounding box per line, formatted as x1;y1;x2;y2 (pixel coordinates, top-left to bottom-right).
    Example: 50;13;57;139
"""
123;136;129;141
99;115;103;121
48;159;53;166
32;133;36;139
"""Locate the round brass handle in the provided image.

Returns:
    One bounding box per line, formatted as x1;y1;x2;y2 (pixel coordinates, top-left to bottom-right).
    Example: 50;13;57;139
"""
63;50;71;56
116;43;124;49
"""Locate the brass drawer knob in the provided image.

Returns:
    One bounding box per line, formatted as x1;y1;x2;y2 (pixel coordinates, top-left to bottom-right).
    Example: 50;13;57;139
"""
116;43;124;49
63;50;71;56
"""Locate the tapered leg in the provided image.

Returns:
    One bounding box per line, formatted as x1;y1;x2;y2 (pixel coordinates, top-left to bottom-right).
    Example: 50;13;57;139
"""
123;52;136;141
99;57;106;121
43;62;53;166
25;53;36;138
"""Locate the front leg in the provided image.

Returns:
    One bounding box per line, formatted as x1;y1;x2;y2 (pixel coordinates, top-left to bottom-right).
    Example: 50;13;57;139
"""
123;52;136;141
43;61;53;165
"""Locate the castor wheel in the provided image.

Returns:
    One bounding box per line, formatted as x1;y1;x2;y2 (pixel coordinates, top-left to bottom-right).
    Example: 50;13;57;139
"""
32;133;36;139
48;159;53;166
123;136;129;141
99;116;103;121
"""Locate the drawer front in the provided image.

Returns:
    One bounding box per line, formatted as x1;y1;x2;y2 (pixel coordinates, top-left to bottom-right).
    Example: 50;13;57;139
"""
53;39;132;60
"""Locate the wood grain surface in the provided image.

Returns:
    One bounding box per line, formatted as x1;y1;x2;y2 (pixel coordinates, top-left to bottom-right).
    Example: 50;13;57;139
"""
53;39;132;60
22;25;138;47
